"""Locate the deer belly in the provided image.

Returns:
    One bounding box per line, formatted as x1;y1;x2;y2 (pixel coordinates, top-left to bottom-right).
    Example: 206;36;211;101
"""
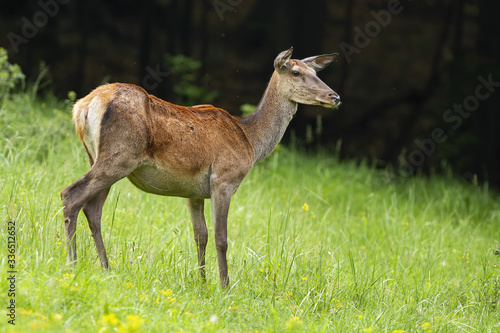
127;164;211;198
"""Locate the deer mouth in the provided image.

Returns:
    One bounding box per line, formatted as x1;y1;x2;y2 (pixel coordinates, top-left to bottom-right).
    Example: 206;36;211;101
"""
316;96;341;109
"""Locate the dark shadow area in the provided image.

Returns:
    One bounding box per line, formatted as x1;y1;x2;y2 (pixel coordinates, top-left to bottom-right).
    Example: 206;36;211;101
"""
1;0;499;187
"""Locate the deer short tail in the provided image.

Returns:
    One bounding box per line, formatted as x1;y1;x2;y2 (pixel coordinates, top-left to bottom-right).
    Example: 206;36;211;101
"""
71;85;118;163
72;98;88;143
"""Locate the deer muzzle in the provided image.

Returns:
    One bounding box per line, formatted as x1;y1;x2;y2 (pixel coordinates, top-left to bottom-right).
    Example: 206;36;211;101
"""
317;91;341;109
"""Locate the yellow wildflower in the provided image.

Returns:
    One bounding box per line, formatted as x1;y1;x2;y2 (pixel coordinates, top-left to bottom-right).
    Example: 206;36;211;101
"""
30;322;50;330
99;313;120;327
392;330;404;333
301;277;307;281
302;203;309;212
358;315;363;319
124;314;144;331
285;316;303;329
421;322;432;332
363;328;375;333
20;309;33;316
159;289;173;296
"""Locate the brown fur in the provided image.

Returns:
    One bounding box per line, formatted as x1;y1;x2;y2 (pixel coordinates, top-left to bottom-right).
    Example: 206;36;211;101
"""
145;93;253;176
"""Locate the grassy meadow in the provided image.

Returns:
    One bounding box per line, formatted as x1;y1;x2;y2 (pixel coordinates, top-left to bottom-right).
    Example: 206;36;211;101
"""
1;92;499;332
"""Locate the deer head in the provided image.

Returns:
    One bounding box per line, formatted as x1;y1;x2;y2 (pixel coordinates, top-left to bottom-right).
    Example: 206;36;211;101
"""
273;47;341;109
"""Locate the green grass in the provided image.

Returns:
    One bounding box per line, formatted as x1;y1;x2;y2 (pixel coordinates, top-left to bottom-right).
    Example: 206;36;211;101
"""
1;92;499;332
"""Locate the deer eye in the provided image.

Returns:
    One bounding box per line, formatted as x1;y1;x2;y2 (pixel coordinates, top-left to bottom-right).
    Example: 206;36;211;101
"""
292;70;300;77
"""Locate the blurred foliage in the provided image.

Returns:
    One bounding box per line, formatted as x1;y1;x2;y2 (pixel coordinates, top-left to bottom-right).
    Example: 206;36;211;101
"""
164;54;218;106
239;103;256;117
0;47;25;98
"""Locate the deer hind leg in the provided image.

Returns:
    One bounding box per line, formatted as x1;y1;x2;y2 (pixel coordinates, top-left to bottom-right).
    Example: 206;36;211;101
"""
186;198;208;281
83;188;110;271
61;156;140;269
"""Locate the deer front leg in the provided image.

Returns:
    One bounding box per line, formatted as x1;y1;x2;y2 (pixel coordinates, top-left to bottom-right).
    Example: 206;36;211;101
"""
186;198;208;281
210;185;232;289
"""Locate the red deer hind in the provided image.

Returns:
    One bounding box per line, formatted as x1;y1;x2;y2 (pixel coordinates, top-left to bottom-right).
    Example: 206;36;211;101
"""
61;47;341;288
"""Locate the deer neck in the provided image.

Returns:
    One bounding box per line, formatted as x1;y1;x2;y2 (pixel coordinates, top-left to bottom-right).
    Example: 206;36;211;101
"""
240;72;298;163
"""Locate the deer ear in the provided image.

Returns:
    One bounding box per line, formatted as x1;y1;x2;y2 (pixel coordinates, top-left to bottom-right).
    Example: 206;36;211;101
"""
274;47;294;69
301;53;338;72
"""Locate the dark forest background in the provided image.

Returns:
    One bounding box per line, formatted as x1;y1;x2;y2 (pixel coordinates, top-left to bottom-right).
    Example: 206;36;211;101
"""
1;0;499;187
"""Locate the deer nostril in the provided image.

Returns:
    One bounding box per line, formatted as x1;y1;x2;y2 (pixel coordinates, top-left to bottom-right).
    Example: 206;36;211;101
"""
327;92;341;106
329;92;340;101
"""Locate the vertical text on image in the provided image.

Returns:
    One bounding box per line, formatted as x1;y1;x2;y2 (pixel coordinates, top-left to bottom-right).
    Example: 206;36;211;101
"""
7;221;17;325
